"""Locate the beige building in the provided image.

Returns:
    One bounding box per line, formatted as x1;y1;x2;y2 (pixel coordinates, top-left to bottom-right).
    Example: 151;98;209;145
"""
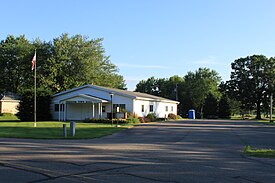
0;93;20;114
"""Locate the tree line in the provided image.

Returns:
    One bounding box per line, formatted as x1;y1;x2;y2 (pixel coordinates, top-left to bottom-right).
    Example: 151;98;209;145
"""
135;56;275;119
1;34;274;120
0;34;125;95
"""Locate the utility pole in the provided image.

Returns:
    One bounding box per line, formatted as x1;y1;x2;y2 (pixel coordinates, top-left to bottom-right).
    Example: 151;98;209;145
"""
270;93;273;123
175;84;178;101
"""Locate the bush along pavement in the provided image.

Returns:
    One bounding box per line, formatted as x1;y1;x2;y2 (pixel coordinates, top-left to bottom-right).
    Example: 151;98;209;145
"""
168;113;177;120
16;88;52;121
84;118;126;124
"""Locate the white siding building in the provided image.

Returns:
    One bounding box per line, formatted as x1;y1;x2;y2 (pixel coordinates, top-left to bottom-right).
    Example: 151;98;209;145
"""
0;93;20;114
51;84;179;121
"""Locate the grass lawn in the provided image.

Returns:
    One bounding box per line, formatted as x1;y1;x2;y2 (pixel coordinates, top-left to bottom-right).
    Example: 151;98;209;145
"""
259;120;275;125
0;121;132;139
244;145;275;158
0;113;19;121
231;115;275;124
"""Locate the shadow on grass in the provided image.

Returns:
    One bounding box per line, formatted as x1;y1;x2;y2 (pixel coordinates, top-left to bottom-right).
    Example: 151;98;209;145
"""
0;120;21;122
0;126;123;139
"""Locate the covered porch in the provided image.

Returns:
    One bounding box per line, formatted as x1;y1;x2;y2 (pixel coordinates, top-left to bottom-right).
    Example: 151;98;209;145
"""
57;94;109;121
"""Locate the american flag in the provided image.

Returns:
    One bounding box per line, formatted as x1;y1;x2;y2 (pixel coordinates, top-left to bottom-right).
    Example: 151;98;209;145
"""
31;50;36;71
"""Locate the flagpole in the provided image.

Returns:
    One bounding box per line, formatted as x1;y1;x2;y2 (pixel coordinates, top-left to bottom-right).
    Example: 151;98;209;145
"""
34;50;37;127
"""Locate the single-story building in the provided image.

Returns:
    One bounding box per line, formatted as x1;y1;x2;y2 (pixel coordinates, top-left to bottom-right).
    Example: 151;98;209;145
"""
51;84;179;121
0;93;20;114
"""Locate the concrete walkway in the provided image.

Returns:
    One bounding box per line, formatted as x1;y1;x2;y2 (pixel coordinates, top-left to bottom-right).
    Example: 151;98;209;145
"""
0;120;275;182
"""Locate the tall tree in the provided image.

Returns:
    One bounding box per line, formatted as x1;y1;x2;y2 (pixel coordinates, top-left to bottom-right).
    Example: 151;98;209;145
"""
135;75;184;99
228;55;271;119
0;35;34;94
204;93;219;118
0;34;126;121
0;34;125;94
135;76;159;96
218;94;231;119
165;75;184;101
135;69;221;118
32;39;54;92
182;68;221;118
218;82;239;117
49;34;125;92
135;75;185;115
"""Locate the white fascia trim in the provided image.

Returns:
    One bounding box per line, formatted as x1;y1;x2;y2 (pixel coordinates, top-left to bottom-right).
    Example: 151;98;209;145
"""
60;94;108;103
53;84;136;100
136;97;180;104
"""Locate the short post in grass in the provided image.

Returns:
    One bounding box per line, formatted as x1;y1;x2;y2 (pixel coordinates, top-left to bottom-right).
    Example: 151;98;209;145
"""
70;121;76;137
63;124;67;137
109;92;114;126
116;106;120;127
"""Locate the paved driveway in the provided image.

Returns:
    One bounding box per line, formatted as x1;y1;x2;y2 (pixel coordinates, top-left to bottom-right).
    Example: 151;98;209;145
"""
0;120;275;183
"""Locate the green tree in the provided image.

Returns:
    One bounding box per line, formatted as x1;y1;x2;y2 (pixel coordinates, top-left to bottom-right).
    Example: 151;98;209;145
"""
182;68;221;118
135;75;185;115
204;93;219;118
218;94;231;119
228;55;271;119
16;88;52;121
135;69;221;118
32;39;54;92
0;34;125;94
0;35;34;93
266;57;275;117
0;34;126;121
218;82;240;117
136;75;184;99
135;76;159;96
49;34;125;92
165;76;184;101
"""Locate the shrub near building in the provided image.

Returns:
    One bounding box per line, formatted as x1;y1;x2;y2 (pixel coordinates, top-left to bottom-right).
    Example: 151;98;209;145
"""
168;113;177;120
146;113;157;122
17;89;52;121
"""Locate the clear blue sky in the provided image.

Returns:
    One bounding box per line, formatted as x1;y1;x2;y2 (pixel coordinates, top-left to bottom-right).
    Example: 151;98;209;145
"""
1;0;274;90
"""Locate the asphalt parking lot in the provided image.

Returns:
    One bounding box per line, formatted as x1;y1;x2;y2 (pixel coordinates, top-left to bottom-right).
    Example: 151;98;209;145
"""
0;120;275;183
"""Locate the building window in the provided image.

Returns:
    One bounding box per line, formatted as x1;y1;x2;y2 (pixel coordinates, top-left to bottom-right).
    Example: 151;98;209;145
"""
165;106;168;112
141;105;144;112
54;104;58;111
171;106;173;112
149;105;154;112
102;106;106;112
113;104;126;112
54;104;64;112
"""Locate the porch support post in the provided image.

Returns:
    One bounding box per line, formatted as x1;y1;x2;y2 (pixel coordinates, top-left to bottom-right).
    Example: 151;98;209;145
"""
100;103;102;118
64;102;67;121
58;103;61;121
63;103;65;121
92;103;95;118
98;103;101;118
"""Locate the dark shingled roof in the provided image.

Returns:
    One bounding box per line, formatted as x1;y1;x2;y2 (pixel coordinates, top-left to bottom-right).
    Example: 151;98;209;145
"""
97;85;176;101
0;92;20;101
